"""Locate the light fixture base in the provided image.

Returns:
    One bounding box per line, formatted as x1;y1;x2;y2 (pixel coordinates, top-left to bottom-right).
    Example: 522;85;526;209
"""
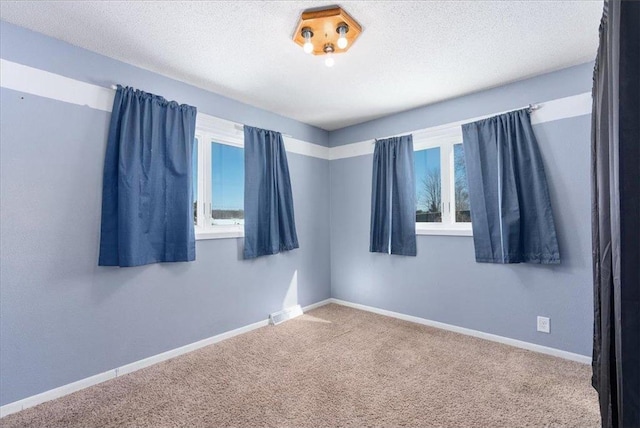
292;6;362;56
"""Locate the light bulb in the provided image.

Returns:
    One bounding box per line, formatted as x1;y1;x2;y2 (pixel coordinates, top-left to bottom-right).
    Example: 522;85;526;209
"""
323;43;335;67
301;28;314;55
325;54;335;67
337;35;348;49
303;41;313;54
336;23;349;49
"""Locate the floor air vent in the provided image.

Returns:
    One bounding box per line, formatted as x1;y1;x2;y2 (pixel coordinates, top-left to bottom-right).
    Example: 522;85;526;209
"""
269;305;303;325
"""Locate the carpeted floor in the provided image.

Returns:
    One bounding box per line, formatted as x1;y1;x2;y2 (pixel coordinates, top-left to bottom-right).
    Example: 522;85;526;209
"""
2;304;599;427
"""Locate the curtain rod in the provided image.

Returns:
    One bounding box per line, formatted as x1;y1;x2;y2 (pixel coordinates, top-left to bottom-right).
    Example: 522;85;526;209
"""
109;84;539;141
371;103;543;144
109;85;294;139
233;124;294;139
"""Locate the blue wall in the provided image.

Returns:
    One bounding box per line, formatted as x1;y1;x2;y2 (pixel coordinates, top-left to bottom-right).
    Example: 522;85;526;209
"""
0;20;596;407
0;22;330;406
330;65;594;356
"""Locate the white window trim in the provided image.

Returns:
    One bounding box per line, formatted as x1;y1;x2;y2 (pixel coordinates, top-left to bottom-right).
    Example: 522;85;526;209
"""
194;115;245;240
196;226;244;240
416;224;473;237
413;126;473;237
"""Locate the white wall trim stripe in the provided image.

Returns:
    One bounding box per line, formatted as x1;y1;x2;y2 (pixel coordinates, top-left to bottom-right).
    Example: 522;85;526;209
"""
0;59;330;160
1;59;590;162
330;140;374;161
0;58;115;112
531;92;592;125
329;91;592;160
0;299;333;418
329;298;592;364
284;137;330;159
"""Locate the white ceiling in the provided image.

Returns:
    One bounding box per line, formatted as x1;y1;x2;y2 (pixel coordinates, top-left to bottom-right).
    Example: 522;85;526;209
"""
0;1;603;131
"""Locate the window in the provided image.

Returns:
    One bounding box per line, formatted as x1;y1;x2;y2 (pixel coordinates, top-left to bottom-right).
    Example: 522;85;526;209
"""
211;142;244;226
193;138;199;226
415;147;442;223
193;117;245;239
413;128;472;236
454;143;471;223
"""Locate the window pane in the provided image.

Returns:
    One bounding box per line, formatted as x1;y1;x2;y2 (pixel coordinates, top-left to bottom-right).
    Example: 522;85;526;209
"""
192;138;198;226
454;144;471;222
211;142;244;225
415;147;441;222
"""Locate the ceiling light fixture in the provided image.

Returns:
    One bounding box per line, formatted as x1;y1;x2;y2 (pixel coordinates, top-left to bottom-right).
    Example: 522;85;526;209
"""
292;6;362;67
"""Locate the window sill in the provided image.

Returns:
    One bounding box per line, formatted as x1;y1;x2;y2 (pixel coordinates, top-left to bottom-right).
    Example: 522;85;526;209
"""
195;227;244;240
416;225;473;237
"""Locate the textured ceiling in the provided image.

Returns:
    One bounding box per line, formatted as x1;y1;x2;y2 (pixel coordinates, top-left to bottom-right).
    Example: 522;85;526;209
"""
0;1;602;131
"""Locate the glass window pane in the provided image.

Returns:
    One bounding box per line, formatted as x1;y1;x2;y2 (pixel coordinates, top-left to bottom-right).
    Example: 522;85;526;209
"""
415;147;441;223
211;142;244;226
454;144;471;222
192;138;198;226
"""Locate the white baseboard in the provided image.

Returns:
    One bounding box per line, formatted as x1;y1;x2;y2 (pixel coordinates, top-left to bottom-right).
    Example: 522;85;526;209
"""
1;297;587;418
329;298;592;365
301;298;332;312
0;370;117;419
0;298;333;418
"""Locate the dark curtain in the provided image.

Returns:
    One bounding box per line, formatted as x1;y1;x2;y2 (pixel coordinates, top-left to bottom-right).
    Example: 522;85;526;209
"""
243;125;299;259
99;86;197;267
462;109;559;264
370;135;416;256
591;1;640;427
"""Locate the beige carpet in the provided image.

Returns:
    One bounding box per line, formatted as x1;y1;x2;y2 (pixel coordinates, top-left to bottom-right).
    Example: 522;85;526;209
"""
2;304;599;427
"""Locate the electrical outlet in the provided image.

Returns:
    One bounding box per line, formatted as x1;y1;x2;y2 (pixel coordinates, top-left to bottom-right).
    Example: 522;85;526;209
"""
537;316;550;333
